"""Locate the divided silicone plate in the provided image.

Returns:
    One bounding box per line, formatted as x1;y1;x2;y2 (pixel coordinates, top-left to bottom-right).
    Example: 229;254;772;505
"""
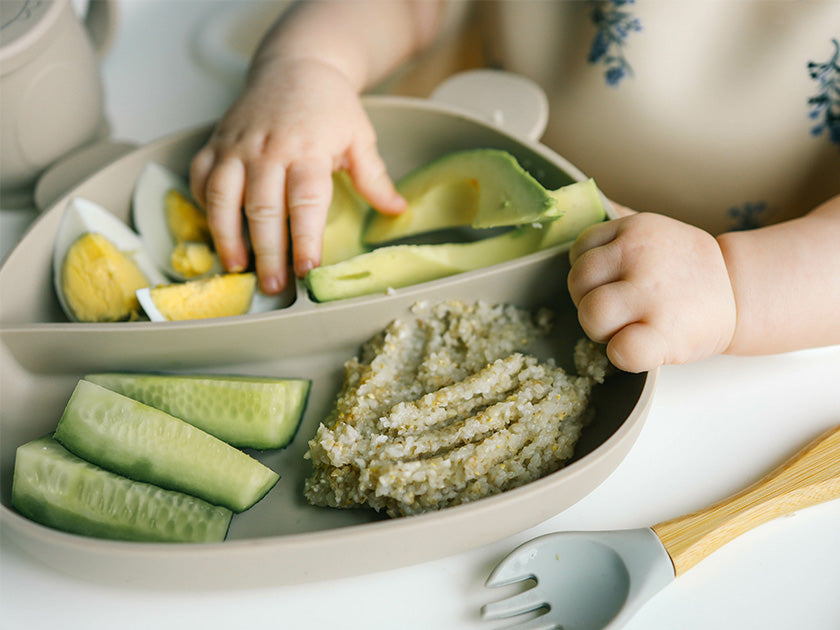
0;96;656;588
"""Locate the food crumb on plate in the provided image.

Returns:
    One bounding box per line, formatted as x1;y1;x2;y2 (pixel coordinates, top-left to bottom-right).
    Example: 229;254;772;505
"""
303;300;608;517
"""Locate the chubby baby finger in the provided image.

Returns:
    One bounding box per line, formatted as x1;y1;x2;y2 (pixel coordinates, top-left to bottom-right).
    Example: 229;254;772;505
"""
606;322;668;373
567;239;624;306
348;140;406;215
286;159;334;277
189;147;216;208
244;162;288;294
576;280;643;343
204;159;248;272
569;219;619;264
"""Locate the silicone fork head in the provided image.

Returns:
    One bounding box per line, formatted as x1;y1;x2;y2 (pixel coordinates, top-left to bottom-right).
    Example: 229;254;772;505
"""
481;528;674;630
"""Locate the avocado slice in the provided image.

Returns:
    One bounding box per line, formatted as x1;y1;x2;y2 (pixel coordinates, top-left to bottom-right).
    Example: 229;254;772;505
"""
363;149;563;245
539;185;607;248
305;189;606;302
321;171;371;266
306;149;608;302
305;227;544;302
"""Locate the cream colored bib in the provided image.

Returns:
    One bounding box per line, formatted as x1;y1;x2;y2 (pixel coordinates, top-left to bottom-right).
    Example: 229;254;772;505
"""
390;1;840;234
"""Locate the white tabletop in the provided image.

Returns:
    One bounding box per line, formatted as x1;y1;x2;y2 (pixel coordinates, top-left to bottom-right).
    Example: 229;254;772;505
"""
2;2;839;629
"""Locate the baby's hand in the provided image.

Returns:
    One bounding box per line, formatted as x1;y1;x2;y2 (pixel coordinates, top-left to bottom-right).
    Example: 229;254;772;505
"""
190;58;405;294
567;212;737;372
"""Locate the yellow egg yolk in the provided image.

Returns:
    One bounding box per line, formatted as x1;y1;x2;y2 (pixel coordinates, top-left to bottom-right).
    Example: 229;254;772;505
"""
61;232;149;322
170;241;215;277
149;273;256;320
165;189;210;244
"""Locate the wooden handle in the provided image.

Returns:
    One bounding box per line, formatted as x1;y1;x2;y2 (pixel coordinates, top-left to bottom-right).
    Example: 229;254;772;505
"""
651;424;840;576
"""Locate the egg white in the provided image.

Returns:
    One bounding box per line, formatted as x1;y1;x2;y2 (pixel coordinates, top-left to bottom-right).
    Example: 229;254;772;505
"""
135;287;166;322
52;197;168;322
132;162;223;281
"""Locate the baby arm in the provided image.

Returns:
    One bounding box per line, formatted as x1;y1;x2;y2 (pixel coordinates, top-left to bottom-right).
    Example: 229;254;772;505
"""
567;194;840;372
717;194;840;356
190;0;446;294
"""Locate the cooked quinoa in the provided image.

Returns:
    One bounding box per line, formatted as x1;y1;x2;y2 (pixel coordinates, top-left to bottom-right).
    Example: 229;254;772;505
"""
304;300;608;517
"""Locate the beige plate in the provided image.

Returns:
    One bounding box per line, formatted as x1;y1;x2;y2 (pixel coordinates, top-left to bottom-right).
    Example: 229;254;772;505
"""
0;96;657;589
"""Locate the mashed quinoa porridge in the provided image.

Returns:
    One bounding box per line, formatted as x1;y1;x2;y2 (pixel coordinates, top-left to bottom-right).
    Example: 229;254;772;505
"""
304;300;609;517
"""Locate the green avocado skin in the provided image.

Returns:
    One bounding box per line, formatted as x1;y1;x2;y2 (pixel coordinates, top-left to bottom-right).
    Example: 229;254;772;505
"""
306;150;607;303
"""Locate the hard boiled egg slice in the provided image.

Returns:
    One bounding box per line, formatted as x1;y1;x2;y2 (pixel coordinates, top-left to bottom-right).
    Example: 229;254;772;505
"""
132;162;223;281
52;197;168;322
136;273;286;322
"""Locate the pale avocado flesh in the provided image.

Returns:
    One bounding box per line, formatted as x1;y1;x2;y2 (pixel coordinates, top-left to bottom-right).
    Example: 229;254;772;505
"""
363;149;561;245
305;227;544;302
320;171;371;266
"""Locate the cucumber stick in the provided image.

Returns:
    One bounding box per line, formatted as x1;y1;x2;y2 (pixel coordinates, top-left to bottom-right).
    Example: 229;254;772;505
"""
12;435;231;542
85;373;310;450
54;380;279;512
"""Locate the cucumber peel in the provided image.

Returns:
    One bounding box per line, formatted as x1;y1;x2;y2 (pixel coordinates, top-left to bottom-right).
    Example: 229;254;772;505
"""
54;380;279;512
85;373;310;450
12;435;232;542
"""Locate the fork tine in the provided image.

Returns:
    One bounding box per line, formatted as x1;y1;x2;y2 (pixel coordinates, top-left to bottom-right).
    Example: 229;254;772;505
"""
481;583;546;620
485;538;549;587
493;613;561;630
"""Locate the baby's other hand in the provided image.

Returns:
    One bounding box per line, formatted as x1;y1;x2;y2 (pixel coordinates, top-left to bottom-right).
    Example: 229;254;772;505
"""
190;58;406;294
567;211;737;372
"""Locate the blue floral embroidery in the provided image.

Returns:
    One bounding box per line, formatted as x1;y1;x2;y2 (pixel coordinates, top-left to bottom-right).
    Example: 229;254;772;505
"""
588;0;643;86
728;201;768;231
807;38;840;146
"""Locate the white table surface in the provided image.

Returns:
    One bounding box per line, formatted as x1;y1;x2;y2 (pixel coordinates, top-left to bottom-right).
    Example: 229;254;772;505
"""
2;2;839;629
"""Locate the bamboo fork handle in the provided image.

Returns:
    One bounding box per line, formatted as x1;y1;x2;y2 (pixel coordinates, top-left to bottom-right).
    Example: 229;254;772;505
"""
651;424;840;576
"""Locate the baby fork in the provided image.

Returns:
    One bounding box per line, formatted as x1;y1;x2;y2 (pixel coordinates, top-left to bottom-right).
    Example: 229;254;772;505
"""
481;423;840;629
